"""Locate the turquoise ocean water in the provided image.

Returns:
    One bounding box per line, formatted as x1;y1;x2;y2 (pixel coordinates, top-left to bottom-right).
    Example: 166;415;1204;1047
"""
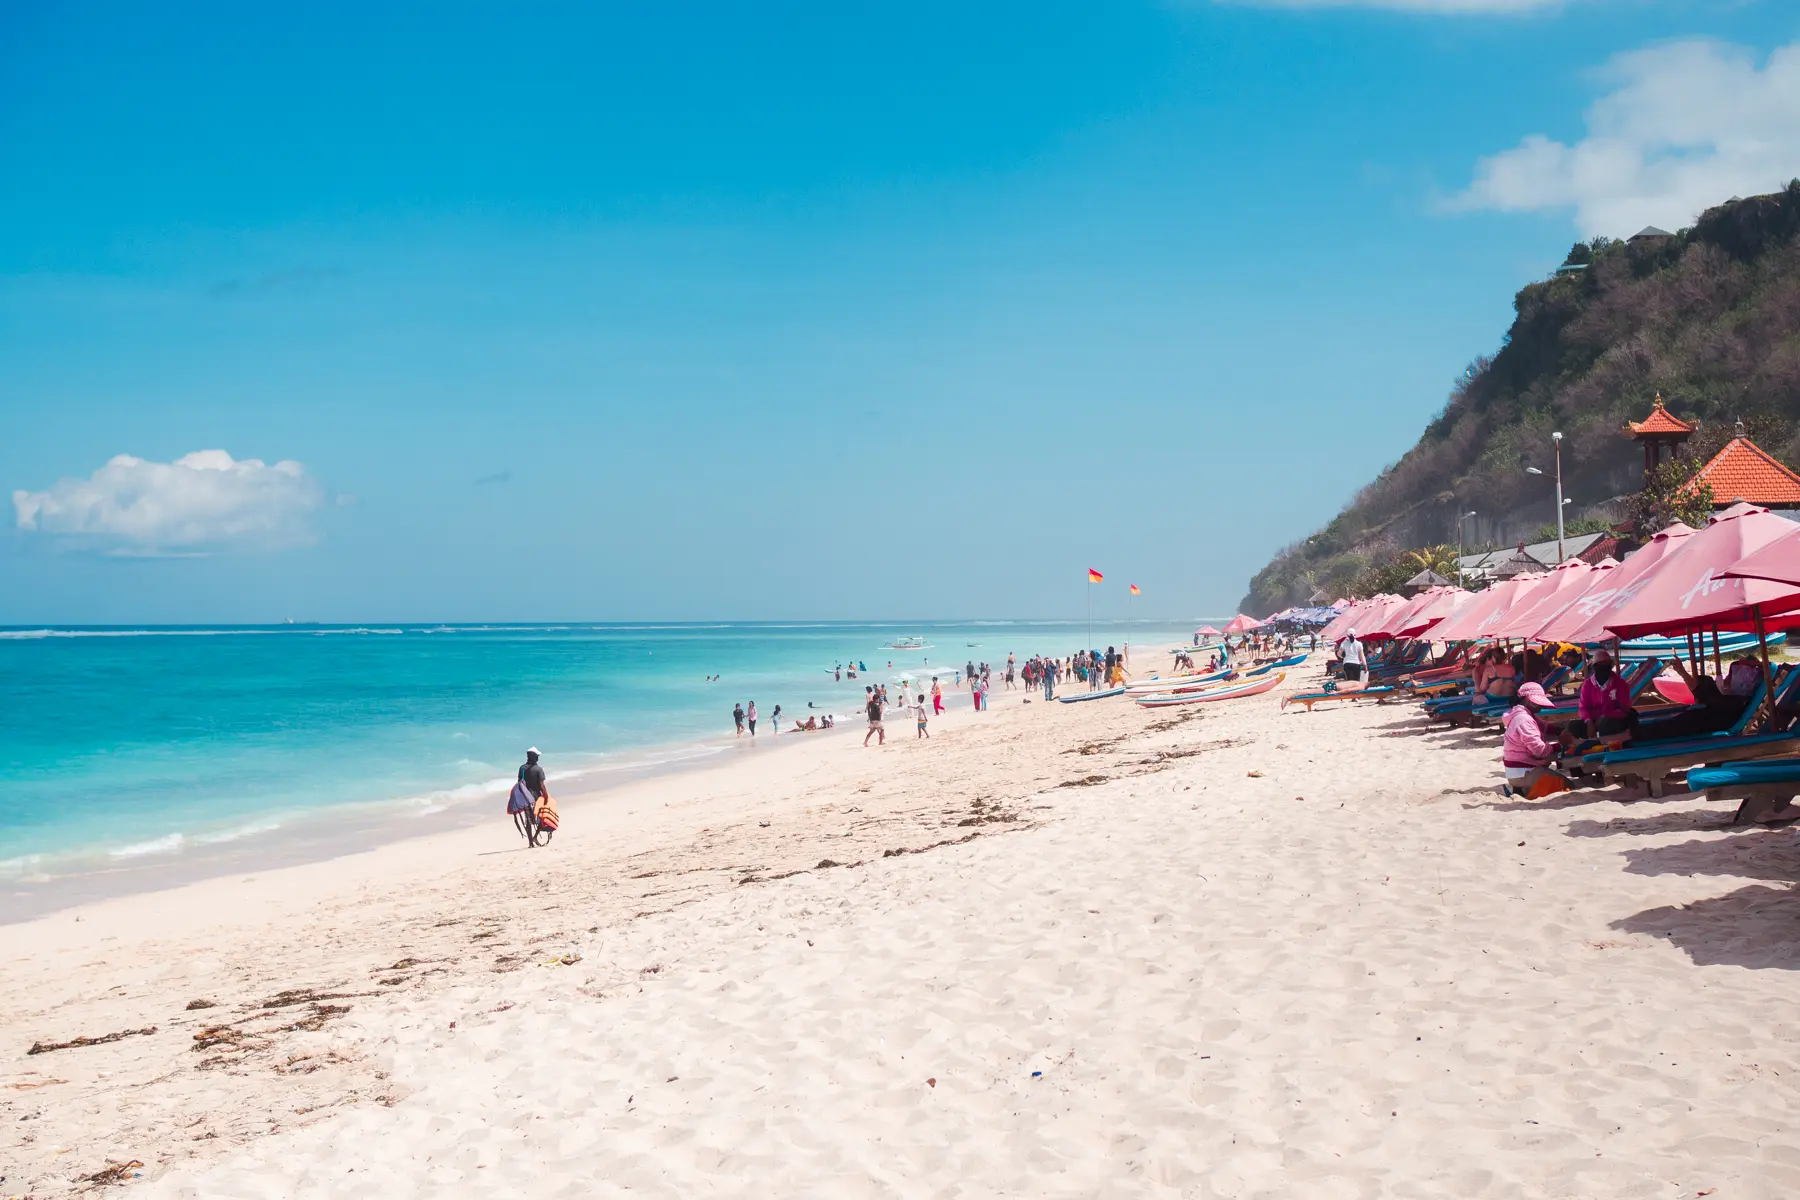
0;620;1197;909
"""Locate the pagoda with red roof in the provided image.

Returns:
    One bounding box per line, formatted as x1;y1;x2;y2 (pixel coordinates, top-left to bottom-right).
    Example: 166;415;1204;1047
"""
1622;393;1695;483
1679;419;1800;509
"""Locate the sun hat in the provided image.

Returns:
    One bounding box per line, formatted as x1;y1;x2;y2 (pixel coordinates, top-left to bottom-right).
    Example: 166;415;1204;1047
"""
526;746;540;755
1515;682;1551;707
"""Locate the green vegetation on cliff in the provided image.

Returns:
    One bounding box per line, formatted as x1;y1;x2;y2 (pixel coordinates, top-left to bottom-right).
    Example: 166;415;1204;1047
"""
1243;184;1800;615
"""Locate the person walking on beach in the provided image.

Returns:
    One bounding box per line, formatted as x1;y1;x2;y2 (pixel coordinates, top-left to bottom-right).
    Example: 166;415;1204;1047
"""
914;693;929;738
733;703;746;735
1338;630;1366;683
931;677;943;715
771;704;781;734
510;747;552;846
746;700;758;737
864;688;886;746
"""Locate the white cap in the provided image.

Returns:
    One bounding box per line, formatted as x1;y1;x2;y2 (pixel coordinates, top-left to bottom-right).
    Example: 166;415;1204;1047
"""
526;746;540;755
1347;628;1357;637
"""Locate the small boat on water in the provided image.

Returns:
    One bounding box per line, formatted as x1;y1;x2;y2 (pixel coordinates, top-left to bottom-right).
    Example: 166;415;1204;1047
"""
1135;672;1286;707
887;637;928;650
1058;686;1126;703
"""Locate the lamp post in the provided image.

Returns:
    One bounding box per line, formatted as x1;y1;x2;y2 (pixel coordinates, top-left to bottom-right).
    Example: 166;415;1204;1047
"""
1526;434;1569;564
1456;510;1476;588
1552;431;1565;563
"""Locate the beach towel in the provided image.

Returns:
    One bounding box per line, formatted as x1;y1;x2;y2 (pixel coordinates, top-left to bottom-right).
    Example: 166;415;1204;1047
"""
533;793;560;831
507;780;534;815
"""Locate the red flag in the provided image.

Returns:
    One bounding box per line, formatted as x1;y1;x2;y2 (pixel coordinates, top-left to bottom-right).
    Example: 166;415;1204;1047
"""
1087;569;1104;583
1129;584;1140;595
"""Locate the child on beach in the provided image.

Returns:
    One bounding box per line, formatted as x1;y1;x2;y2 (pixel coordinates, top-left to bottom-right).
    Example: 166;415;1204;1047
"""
914;693;929;738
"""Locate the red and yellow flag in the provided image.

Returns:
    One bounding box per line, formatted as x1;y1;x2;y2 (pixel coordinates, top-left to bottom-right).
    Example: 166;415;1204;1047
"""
1129;584;1140;595
1088;569;1104;583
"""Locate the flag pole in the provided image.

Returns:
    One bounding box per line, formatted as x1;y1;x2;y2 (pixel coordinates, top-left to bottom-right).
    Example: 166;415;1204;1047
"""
1086;577;1091;650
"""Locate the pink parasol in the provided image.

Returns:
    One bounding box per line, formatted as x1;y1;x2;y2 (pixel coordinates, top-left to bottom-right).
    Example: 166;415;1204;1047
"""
1429;574;1547;643
1195;625;1223;636
1320;595;1396;643
1346;594;1411;640
1485;559;1601;640
1533;522;1695;644
1603;503;1800;639
1363;589;1440;642
1390;587;1473;640
1223;613;1265;634
1720;523;1800;588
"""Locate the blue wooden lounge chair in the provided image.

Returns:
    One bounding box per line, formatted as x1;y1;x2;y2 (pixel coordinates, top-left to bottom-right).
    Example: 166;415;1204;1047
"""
1687;759;1800;824
1595;668;1800;797
1282;682;1395;712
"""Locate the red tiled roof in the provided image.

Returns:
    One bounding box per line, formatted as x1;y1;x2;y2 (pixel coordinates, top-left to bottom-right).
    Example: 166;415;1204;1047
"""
1681;437;1800;506
1624;395;1696;438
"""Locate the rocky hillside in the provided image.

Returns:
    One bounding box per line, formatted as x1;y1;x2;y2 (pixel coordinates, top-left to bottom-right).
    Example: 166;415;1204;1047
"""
1242;184;1800;615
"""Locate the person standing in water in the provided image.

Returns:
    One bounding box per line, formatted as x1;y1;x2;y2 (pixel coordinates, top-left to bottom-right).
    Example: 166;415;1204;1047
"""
771;704;781;734
733;702;746;735
746;700;758;737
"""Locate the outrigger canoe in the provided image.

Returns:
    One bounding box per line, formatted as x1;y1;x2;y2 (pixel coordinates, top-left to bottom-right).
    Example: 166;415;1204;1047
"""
1125;668;1235;694
1058;686;1127;703
1135;672;1285;708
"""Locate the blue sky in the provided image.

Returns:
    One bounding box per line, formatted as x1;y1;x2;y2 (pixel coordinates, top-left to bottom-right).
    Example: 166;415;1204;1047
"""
4;0;1798;623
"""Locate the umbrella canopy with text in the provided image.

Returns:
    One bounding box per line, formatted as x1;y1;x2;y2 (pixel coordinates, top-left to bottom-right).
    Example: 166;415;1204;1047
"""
1603;503;1800;640
1429;575;1547;643
1487;559;1604;641
1532;522;1696;645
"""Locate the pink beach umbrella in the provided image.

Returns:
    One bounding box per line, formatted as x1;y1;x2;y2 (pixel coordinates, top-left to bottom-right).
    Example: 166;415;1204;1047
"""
1362;590;1436;642
1196;625;1223;636
1430;575;1544;643
1534;522;1696;645
1721;522;1800;589
1390;587;1472;641
1485;559;1600;640
1320;596;1388;643
1603;503;1800;640
1223;613;1265;635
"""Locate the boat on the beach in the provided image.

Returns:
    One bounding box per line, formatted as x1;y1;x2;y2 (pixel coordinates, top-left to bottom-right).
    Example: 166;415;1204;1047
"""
1058;686;1126;703
1134;672;1285;707
1125;668;1234;694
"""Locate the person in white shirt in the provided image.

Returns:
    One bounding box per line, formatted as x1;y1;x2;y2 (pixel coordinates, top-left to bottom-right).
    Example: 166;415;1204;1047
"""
1338;629;1367;683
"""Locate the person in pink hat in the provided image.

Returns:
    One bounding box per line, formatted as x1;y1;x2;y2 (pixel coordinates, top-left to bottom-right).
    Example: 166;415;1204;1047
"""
1503;682;1569;798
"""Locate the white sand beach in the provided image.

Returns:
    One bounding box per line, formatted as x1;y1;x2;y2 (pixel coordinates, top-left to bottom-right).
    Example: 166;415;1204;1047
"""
6;661;1800;1198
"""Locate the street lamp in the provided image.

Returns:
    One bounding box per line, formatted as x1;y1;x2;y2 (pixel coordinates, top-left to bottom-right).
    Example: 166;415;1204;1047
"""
1552;431;1565;563
1525;435;1569;564
1456;510;1477;588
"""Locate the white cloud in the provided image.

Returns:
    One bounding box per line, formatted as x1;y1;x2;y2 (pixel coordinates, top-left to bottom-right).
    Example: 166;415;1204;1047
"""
12;450;323;554
1217;0;1562;12
1458;39;1800;236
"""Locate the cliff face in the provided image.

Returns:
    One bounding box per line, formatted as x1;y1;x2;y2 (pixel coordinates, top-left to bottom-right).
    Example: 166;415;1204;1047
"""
1242;184;1800;614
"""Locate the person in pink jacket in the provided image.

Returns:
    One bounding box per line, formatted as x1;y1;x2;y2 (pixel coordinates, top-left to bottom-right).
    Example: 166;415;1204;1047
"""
1503;682;1568;796
1576;652;1637;741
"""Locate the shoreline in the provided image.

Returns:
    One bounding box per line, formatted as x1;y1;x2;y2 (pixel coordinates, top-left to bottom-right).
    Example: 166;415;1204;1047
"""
2;621;1186;921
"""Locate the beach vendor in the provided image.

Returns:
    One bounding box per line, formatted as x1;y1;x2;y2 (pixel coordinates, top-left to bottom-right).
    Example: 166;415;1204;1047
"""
509;746;553;844
1574;652;1637;742
1502;683;1568;798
